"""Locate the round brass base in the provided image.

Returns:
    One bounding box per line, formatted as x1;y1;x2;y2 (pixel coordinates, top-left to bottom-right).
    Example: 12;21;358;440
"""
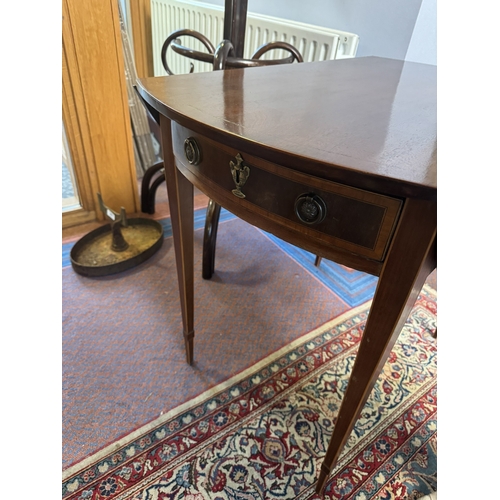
70;218;164;277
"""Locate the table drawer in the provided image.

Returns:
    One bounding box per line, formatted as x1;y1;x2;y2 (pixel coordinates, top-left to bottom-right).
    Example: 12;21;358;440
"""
172;123;402;262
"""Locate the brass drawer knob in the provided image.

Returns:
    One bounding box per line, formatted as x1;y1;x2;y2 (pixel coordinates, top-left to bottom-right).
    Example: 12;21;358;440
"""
184;137;201;165
295;193;327;225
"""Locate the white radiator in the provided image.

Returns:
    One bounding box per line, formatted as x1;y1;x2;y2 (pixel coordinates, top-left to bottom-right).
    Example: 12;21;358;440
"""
150;0;359;76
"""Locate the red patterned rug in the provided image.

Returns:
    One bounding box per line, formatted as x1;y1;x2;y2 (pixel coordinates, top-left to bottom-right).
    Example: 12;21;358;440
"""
62;285;437;500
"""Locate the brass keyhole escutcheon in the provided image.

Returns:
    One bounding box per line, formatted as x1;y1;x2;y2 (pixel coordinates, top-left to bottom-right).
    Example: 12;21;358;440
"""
230;153;250;199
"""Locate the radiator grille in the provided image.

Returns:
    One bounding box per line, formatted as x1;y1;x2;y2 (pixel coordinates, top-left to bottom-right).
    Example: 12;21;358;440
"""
151;0;359;76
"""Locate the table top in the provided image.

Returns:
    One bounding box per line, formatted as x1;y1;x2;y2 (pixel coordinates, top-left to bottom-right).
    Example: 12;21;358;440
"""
138;56;436;199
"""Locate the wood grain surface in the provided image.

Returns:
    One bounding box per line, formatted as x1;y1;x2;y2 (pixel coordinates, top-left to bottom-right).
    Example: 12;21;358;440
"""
138;57;436;199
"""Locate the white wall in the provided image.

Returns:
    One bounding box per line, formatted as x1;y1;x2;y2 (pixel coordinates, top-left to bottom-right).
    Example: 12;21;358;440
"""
200;0;426;61
405;0;437;65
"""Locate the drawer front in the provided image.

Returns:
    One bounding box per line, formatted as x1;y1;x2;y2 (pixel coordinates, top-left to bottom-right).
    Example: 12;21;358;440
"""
172;123;402;262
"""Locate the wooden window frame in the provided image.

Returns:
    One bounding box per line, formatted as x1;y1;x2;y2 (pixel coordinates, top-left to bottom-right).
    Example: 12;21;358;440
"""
129;0;155;78
62;0;139;229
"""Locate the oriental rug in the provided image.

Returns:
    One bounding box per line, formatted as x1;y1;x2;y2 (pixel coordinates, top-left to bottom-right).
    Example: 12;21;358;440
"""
62;285;437;500
63;211;379;469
